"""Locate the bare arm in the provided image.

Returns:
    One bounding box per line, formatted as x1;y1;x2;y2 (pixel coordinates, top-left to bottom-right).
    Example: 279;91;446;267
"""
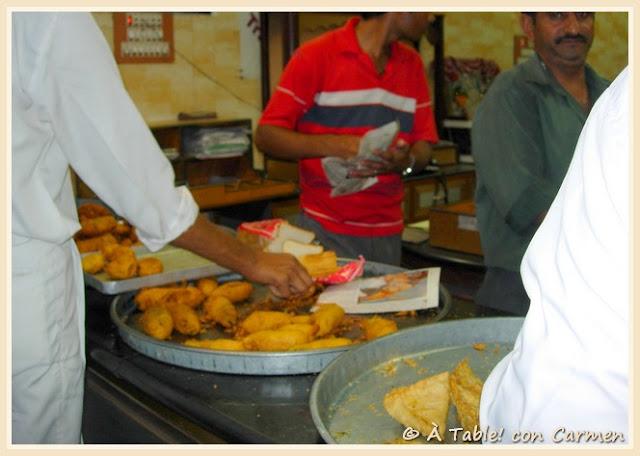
255;124;360;160
171;215;313;298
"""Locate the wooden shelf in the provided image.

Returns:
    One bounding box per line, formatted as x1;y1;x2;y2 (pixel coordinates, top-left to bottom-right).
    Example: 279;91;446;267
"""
190;179;297;210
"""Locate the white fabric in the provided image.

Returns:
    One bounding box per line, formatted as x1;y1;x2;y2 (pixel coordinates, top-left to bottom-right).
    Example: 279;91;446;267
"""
11;12;199;443
480;67;629;444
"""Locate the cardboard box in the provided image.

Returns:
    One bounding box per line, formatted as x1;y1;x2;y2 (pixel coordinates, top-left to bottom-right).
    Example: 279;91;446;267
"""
429;200;483;255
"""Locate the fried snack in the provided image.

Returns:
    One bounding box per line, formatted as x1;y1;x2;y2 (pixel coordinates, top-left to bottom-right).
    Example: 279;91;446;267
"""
243;328;310;351
120;238;133;247
300;251;339;278
135;287;176;310
101;244;135;262
113;220;132;236
165;286;206;309
278;323;318;341
383;371;451;436
183;338;245;351
76;233;118;253
134;286;205;311
139;306;174;340
81;252;105;274
202;296;237;328
210;281;253;303
196;277;218;296
239;310;293;334
449;359;483;433
313;303;345;337
77;203;111;220
166;302;201;336
105;254;138;280
137;257;164;276
291;337;353;350
362;316;398;340
80;215;118;237
291;315;313;324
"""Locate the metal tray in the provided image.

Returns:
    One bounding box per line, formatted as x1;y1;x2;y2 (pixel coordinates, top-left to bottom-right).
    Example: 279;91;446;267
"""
84;245;230;295
310;317;524;443
110;261;452;375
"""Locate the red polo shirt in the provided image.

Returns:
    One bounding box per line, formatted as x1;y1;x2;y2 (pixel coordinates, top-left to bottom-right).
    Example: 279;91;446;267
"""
259;17;438;236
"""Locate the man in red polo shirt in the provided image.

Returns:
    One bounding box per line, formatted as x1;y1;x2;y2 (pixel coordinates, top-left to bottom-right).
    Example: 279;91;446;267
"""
256;12;438;265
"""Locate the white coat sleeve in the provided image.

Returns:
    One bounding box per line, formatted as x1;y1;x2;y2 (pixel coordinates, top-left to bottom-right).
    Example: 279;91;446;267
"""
28;13;198;251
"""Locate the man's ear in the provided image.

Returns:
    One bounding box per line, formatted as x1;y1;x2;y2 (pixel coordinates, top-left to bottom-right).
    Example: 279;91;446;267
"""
520;13;535;42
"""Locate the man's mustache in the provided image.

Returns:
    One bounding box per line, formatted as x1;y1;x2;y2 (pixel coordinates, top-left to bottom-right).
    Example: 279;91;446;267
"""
555;34;588;44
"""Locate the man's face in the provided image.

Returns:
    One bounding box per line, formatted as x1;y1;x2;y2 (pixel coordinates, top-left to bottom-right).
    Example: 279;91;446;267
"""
396;13;434;42
523;12;595;69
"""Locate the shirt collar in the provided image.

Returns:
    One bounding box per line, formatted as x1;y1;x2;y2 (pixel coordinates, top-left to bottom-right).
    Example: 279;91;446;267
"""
337;16;404;61
523;52;608;97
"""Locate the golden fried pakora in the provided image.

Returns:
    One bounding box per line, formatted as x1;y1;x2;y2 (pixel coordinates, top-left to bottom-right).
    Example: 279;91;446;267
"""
183;338;245;351
134;287;175;310
201;295;237;328
105;255;138;280
362;316;398;340
196;277;218;296
113;220;132;236
166;302;201;336
239;310;293;335
76;233;118;253
139;306;174;340
101;244;136;262
77;203;111;221
210;281;253;303
243;328;310;351
291;337;353;350
137;257;163;276
80;215;118;237
291;315;313;324
278;323;318;341
81;252;105;274
313;303;345;337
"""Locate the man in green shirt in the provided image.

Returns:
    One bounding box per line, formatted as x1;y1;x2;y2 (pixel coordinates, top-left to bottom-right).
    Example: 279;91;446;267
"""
472;12;609;315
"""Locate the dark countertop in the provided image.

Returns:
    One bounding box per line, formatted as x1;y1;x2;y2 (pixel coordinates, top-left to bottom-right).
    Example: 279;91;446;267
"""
82;245;509;444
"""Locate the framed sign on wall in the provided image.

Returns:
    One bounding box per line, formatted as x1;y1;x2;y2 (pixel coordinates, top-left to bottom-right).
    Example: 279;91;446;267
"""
113;12;174;64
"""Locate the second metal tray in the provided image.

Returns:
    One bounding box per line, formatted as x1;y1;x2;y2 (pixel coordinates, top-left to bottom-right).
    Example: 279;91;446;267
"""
310;317;524;443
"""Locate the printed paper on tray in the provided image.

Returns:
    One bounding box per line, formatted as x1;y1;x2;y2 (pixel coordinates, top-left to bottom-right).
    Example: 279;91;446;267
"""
316;267;441;314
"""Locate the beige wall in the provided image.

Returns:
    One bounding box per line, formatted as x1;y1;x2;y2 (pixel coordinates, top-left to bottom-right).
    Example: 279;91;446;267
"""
92;12;265;166
439;12;627;80
92;11;628;168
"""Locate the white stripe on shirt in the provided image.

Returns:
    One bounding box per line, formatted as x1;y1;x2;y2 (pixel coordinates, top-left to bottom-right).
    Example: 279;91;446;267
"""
303;207;404;228
314;88;417;113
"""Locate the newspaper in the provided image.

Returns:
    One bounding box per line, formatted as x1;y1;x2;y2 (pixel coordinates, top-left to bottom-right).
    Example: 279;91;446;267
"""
321;120;400;197
316;267;441;314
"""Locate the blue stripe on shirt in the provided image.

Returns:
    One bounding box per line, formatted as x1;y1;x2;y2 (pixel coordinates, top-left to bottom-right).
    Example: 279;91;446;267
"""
300;105;415;132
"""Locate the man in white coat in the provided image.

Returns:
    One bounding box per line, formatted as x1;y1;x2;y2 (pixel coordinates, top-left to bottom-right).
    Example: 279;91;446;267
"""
11;12;313;444
479;67;629;444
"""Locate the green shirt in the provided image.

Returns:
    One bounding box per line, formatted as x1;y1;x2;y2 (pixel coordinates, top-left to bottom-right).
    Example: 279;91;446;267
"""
472;54;609;271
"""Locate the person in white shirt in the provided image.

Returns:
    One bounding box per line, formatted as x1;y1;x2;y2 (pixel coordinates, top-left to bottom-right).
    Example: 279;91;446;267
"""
12;12;312;444
480;67;629;444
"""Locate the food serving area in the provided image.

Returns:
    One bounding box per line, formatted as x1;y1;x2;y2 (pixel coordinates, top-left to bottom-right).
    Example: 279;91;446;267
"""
82;247;508;444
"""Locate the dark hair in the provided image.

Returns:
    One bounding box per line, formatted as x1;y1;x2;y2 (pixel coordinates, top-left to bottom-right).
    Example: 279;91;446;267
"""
523;12;536;23
360;12;387;20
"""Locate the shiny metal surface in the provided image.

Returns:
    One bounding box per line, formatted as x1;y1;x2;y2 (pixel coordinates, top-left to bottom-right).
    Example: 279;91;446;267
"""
310;317;524;443
110;261;452;375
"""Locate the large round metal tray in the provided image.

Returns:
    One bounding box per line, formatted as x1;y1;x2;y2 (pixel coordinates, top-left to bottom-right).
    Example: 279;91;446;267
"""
310;317;524;443
110;260;452;375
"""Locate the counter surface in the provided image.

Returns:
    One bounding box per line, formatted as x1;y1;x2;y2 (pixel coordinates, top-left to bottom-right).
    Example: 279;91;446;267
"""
82;246;508;444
